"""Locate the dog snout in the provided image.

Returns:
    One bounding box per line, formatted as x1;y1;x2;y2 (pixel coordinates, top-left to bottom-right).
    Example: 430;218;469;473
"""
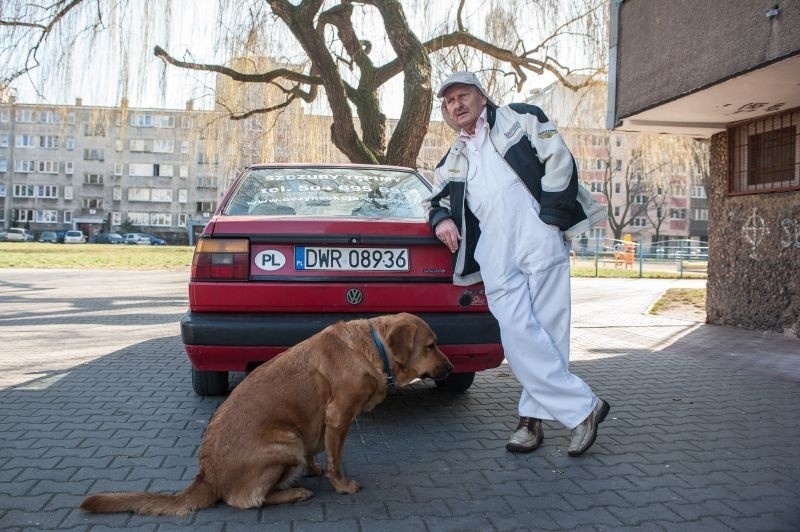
428;360;453;382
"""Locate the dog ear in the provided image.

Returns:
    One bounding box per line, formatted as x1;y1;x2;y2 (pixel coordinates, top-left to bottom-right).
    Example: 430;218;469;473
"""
383;314;418;364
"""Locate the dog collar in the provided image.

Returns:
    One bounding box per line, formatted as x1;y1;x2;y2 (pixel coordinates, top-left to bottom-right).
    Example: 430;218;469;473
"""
369;322;394;386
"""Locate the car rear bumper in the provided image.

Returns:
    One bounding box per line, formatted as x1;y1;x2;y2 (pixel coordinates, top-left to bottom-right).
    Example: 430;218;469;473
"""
181;311;504;373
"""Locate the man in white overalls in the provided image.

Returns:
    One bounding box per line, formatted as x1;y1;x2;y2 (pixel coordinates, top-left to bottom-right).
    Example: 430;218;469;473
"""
425;71;610;456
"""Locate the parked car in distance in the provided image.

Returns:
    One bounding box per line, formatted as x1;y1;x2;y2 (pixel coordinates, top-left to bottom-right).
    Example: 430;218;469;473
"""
92;232;124;244
3;228;32;242
63;230;87;244
39;231;58;243
140;233;167;245
181;163;503;396
123;233;152;245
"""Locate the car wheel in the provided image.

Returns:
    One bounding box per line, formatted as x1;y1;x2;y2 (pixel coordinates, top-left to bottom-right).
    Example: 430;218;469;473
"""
434;371;475;392
191;368;229;396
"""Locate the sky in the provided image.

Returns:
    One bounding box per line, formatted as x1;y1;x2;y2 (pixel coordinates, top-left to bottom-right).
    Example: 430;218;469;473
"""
7;0;592;118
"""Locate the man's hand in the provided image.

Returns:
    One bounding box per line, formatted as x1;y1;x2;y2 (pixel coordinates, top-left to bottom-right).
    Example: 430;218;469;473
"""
434;219;461;253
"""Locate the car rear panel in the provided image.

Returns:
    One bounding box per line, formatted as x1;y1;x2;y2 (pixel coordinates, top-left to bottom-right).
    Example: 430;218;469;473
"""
182;164;503;375
188;217;482;313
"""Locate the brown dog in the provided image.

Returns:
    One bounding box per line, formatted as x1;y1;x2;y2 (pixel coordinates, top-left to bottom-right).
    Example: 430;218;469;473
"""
80;313;452;516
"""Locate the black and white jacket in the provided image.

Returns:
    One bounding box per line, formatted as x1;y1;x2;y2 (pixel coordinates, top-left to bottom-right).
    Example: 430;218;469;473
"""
424;103;607;286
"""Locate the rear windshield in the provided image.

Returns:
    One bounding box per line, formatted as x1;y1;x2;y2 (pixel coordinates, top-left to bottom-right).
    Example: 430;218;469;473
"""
223;167;431;218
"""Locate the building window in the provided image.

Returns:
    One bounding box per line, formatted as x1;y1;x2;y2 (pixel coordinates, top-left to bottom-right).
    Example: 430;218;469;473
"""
196;201;216;216
37;161;59;174
178;213;188;226
151;212;172;226
15;110;36;123
35;210;58;223
64;211;72;223
64;186;73;200
694;208;709;221
729;108;799;194
14;160;35;172
129;163;154;177
16;134;37;148
112;211;121;226
127;211;150;225
0;159;7;172
84;123;105;136
589;181;605;193
669;208;687;220
13;209;34;221
65;161;74;175
0;134;7;147
83;198;104;210
13;184;35;197
66;137;75;150
151;189;173;202
36;185;58;198
128;188;151;201
130;139;149;152
690;186;707;198
83;149;105;161
40;110;62;124
153;139;174;153
84;174;104;185
632;217;647;227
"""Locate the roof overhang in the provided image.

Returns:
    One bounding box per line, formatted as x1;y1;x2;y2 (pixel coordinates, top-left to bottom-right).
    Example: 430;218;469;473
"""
614;54;800;138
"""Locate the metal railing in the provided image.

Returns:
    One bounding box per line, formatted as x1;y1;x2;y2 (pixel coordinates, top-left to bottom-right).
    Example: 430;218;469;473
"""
570;237;708;278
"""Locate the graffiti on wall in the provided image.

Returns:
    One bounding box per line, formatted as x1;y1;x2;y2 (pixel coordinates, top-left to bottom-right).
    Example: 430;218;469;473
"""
742;207;800;258
742;208;770;259
781;218;800;249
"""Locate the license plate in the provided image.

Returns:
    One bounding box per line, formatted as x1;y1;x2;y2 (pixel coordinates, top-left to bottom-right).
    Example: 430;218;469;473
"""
295;246;409;271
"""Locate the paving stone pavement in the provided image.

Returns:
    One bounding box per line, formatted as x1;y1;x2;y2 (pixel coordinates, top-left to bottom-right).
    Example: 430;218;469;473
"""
0;269;798;531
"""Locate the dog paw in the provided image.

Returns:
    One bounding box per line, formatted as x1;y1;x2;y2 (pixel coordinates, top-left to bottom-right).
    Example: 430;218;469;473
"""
332;479;361;494
293;488;314;502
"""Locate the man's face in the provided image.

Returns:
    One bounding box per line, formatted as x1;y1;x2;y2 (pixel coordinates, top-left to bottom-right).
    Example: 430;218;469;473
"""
442;83;487;133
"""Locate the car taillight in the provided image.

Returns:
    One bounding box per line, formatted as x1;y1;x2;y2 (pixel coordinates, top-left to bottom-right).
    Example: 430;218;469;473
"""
191;238;250;281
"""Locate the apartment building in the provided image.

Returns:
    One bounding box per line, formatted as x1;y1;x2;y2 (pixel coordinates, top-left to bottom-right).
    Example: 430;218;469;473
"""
528;78;709;251
0;96;234;243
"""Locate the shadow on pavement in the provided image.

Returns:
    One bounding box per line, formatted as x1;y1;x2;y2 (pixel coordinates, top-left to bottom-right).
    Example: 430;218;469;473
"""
1;324;799;531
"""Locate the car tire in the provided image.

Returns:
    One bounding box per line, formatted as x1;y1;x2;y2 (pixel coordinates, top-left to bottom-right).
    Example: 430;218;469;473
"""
434;371;475;392
191;368;229;396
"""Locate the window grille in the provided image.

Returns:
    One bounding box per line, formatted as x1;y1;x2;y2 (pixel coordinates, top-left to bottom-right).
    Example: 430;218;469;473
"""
728;108;799;194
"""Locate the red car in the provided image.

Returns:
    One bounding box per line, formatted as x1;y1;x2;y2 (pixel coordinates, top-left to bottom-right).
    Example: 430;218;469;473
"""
181;164;503;395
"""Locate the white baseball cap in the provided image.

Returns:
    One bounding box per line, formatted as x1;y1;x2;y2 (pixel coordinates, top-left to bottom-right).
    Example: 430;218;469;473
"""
436;71;498;108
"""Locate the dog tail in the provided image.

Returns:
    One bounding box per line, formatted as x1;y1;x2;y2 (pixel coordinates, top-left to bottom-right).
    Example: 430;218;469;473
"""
80;475;217;516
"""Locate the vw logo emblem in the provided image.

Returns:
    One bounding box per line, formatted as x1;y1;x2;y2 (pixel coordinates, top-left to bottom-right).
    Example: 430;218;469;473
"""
345;288;363;305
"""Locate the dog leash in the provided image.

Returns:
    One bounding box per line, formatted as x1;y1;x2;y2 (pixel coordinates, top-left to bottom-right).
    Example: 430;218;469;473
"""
369;322;394;386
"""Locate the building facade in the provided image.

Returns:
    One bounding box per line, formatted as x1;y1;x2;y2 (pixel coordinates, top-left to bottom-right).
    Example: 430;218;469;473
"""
608;0;800;336
0;97;233;243
529;79;709;252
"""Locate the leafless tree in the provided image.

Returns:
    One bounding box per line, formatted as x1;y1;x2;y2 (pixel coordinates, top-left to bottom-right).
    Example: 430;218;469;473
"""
0;0;608;166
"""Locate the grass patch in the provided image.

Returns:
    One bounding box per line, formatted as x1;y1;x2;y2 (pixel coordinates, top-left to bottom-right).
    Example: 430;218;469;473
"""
570;266;706;279
649;288;706;315
0;242;194;270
